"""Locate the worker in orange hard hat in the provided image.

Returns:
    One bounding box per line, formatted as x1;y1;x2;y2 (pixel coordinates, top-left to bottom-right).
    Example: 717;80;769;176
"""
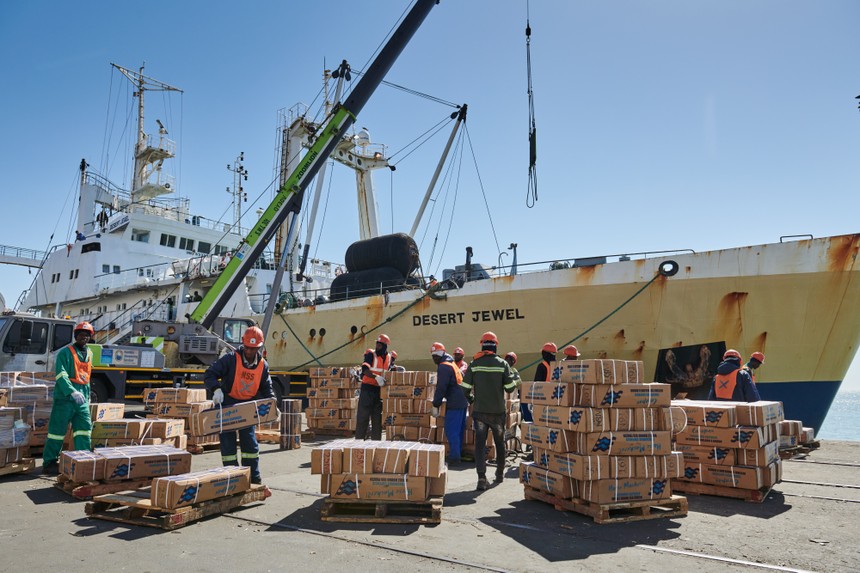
562;345;580;361
356;334;392;440
452;346;468;375
388;350;405;372
709;349;760;402
429;342;467;464
204;325;276;484
504;352;522;386
535;342;557;382
743;352;765;383
42;321;96;475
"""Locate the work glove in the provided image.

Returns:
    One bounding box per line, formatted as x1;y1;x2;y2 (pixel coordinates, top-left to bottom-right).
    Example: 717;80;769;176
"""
375;375;386;387
430;406;440;417
213;388;224;405
70;391;86;406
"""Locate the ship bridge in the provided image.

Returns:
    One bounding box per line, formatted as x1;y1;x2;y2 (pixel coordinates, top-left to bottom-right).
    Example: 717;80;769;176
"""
0;244;47;268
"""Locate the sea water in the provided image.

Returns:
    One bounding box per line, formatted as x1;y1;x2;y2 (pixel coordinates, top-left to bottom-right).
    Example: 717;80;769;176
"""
817;390;860;441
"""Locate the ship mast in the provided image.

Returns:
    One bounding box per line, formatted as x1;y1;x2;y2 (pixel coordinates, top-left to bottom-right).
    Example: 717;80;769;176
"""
112;63;183;209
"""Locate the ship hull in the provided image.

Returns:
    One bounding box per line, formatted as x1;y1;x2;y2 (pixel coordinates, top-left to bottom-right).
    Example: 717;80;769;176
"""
255;234;860;432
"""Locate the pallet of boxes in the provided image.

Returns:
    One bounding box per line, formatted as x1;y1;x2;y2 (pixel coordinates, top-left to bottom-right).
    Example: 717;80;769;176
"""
383;370;438;442
778;419;818;459
84;396;277;529
519;359;688;524
0;374;35;476
312;438;446;524
143;387;214;454
671;400;784;502
1;370;54;463
306;367;360;436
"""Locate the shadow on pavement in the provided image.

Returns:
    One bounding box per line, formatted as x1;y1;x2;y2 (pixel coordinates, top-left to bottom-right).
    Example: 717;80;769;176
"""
70;517;160;540
680;490;791;518
267;496;432;536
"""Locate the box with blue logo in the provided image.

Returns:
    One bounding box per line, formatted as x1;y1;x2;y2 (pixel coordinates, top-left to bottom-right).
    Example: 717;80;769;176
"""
188;398;278;436
152;466;250;509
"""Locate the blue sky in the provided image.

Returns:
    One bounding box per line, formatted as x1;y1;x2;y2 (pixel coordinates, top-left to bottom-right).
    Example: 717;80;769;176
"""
1;1;858;388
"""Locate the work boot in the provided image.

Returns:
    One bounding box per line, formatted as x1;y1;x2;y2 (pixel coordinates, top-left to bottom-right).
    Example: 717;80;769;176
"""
251;476;263;485
494;471;504;484
476;476;489;491
42;461;60;476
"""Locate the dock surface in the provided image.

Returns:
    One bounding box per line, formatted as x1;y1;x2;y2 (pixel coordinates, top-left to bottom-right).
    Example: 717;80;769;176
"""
2;439;858;572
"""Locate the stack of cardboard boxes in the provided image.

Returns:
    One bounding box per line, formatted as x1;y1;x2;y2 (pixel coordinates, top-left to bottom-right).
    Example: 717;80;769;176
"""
312;439;447;502
461;398;521;461
60;444;192;483
672;400;783;495
0;371;54;451
778;419;816;450
306;367;360;434
279;398;303;450
144;387;213;451
383;370;438;441
91;417;187;448
0;405;31;468
519;359;683;507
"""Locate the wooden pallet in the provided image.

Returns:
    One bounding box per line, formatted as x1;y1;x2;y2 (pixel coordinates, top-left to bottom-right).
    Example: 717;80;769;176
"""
320;496;443;524
0;458;35;477
523;487;688;524
55;474;153;500
186;442;221;455
672;481;773;503
85;484;270;530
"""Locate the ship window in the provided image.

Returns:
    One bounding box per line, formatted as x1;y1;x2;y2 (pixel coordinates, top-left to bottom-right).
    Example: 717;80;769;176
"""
102;265;110;273
53;323;72;350
132;229;150;243
113;265;120;274
179;237;195;251
81;242;101;253
160;233;177;248
74;269;79;279
214;245;229;255
197;241;211;254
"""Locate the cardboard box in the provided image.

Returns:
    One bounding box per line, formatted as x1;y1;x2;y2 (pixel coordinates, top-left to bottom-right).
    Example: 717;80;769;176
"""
670;400;737;428
144;419;186;439
580;478;672;504
91;419;151;440
60;450;106;482
635;453;684;479
151;401;213;418
188;398;278;436
383;412;436;427
387;371;436;386
520;382;576;406
801;427;815;443
311;443;347;474
0;446;27;466
151;466;251;509
143;388;207;404
405;443;445;477
677;460;782;489
99;445;192;481
571;383;671;408
520;423;577;453
779;435;798;448
575;431;673;456
736;440;780;467
551;359;645;385
5;384;52;403
674;444;736;466
307;418;356;431
307;386;357;399
20;402;52;434
381;386;429;399
329;473;430;501
734;401;784;426
373;444;409;473
342;443;376;473
309;366;357;379
779;420;803;437
429;469;447;497
308;398;359;410
675;425;772;449
90;403;126;421
411;399;443;415
519;462;577;499
532;448;680;480
309;376;357;389
305;408;341;419
532;406;673;433
385;425;435;441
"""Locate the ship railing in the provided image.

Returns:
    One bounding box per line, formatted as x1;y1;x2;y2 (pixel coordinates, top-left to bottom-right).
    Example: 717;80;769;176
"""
489;248;697;276
144;133;176;157
93;263;176;294
0;243;48;264
84;172;127;199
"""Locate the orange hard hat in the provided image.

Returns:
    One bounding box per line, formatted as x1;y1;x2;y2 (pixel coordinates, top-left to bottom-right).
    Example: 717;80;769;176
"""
723;349;741;360
563;345;580;358
242;326;265;348
390;350;398;359
542;342;558;353
505;351;518;364
480;332;498;344
454;347;465;355
74;321;94;335
430;342;446;356
376;334;391;345
751;352;765;364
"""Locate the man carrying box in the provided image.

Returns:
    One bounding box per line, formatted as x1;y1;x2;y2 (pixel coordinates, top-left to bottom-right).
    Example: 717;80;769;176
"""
356;334;392;440
204;326;275;485
462;332;518;491
430;342;467;465
42;321;95;476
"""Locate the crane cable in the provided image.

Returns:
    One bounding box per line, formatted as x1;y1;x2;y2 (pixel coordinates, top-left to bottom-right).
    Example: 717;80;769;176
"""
525;3;539;208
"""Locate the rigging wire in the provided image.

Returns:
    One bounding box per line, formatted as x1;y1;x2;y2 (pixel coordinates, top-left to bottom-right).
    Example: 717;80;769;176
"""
525;1;539;208
424;129;464;274
464;125;502;256
432;132;466;277
389;114;454;164
351;68;460;109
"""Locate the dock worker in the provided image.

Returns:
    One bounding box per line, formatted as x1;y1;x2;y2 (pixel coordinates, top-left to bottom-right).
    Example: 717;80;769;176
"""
504;352;522;387
388;350;405;372
562;345;580;361
430;342;468;465
204;326;275;485
356;334;391;440
534;342;557;382
708;349;761;402
461;332;518;491
743;352;765;383
42;321;95;476
453;347;468;376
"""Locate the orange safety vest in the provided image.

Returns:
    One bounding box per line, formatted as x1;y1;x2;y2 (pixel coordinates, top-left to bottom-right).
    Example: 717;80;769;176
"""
540;360;552;382
68;344;92;386
229;353;264;400
362;353;391;386
454;359;467;376
743;366;757;384
440;361;464;385
713;368;740;399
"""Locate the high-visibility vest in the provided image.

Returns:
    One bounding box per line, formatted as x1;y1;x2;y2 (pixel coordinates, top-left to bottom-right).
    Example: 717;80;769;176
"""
540;360;552;381
454;360;467;375
68;344;92;386
362;353;391;386
440;361;464;385
714;368;740;399
228;353;264;400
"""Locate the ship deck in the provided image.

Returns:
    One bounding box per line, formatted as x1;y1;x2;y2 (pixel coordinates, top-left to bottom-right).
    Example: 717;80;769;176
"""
3;438;858;572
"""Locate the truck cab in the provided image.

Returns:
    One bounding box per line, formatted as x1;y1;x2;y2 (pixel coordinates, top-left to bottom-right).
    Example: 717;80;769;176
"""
0;313;74;372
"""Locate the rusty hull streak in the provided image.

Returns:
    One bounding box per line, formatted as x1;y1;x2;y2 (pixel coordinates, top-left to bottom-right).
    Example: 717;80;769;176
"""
718;292;748;340
633;341;645;360
752;332;768;354
574;265;597;286
826;234;860;273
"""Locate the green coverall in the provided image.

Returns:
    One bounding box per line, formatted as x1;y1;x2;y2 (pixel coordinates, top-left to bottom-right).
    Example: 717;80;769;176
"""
42;345;93;465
